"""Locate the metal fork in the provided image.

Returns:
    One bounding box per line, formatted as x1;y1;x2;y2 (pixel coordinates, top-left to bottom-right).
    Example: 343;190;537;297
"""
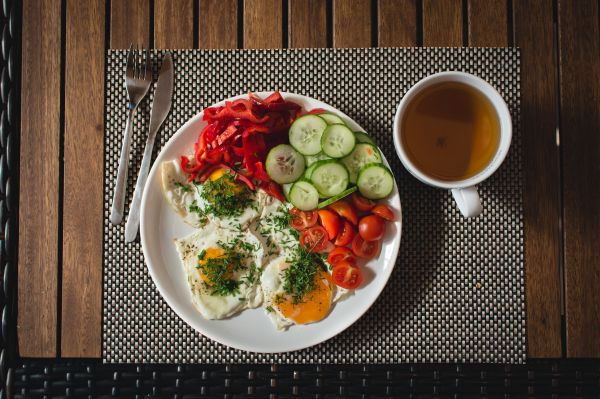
110;45;152;225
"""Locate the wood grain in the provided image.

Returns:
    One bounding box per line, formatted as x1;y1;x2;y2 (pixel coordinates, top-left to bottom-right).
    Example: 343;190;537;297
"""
513;0;562;358
468;0;507;46
61;0;105;357
18;0;61;358
422;0;463;46
288;0;327;48
333;0;371;47
243;0;282;48
199;0;238;49
558;0;600;358
154;0;194;48
378;0;417;47
110;0;150;48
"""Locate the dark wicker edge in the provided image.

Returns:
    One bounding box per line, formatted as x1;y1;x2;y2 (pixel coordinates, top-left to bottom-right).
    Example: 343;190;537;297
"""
2;0;19;397
5;1;600;398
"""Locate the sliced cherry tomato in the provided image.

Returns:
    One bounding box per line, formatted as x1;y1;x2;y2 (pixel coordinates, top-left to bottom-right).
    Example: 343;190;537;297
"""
289;208;318;230
334;219;355;246
351;234;381;260
327;200;358;225
358;215;386;241
351;192;376;212
331;261;364;289
299;226;329;252
372;204;396;221
317;209;340;240
327;247;357;265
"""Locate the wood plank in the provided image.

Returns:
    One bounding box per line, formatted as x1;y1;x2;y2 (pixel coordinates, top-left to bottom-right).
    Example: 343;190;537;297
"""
110;0;150;48
288;0;327;48
61;0;105;357
422;0;463;46
199;0;238;49
558;0;600;358
18;0;61;358
243;0;282;48
154;0;194;48
468;0;507;46
378;0;417;47
333;0;371;47
513;0;562;358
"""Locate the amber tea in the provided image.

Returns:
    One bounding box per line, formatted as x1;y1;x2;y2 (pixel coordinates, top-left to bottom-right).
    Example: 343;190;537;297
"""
400;81;500;181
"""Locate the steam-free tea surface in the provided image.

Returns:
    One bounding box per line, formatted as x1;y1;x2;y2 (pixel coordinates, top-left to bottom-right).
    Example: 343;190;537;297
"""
401;82;500;181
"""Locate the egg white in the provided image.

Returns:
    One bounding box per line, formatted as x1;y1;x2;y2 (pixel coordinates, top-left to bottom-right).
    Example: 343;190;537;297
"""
260;255;351;330
160;159;266;230
251;196;298;262
174;222;264;319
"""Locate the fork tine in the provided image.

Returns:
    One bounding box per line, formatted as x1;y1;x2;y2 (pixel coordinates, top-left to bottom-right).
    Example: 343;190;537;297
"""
125;43;134;78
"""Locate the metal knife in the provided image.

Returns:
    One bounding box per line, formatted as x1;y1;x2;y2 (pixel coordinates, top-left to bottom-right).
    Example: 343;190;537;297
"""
125;52;174;242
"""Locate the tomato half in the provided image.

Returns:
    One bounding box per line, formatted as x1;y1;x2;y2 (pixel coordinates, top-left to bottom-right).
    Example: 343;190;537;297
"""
331;261;364;289
317;209;340;240
334;219;355;246
299;226;329;252
351;192;376;212
289;208;318;230
358;215;386;241
351;234;381;260
327;247;356;265
327;200;358;225
372;204;396;221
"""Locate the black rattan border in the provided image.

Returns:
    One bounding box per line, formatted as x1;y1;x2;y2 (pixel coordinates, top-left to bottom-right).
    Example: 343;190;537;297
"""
6;1;600;398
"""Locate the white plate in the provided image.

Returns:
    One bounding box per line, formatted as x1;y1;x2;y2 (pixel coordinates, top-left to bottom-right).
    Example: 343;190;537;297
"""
140;92;402;353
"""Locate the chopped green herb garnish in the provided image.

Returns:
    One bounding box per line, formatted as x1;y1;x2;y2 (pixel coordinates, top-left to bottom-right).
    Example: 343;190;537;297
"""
282;246;325;304
265;306;274;313
200;172;253;219
197;236;261;296
175;182;192;192
188;200;208;225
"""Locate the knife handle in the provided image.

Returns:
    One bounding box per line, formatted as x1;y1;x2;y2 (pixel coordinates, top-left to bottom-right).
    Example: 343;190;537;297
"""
110;107;135;225
124;129;158;242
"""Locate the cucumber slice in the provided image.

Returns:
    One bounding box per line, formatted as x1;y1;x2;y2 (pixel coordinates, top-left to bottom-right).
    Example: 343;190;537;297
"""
282;183;293;201
303;163;318;180
317;186;357;209
304;152;332;166
265;144;306;184
354;131;376;145
341;143;383;183
289;180;319;210
310;161;349;197
289;114;328;155
317;113;344;125
321;124;356;158
357;164;394;199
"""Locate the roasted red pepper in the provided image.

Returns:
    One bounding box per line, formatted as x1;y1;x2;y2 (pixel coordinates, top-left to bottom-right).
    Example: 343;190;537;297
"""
183;91;301;200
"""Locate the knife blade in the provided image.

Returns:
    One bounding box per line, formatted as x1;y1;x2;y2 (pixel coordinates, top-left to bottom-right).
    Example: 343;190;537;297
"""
125;53;174;242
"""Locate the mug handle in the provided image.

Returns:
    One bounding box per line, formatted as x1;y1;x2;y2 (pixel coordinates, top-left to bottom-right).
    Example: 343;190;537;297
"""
451;186;483;218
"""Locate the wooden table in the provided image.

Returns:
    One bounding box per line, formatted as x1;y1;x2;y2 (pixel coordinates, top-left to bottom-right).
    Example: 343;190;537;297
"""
18;0;599;360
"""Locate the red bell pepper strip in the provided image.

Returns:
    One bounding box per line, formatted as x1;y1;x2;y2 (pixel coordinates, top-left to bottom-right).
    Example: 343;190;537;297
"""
306;108;328;115
259;181;285;202
181;156;203;174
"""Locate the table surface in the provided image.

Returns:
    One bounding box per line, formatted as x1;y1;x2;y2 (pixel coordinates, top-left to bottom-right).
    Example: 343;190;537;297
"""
17;0;599;360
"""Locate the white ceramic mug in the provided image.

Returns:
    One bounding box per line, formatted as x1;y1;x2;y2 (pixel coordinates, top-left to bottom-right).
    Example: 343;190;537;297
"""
393;72;512;218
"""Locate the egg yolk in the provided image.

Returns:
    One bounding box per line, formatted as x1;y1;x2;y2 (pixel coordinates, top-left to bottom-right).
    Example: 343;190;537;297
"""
208;168;244;195
197;247;227;285
277;271;333;324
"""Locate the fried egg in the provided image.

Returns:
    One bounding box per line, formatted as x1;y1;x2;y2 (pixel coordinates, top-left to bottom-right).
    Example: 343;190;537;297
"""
174;222;264;319
160;160;266;230
260;255;349;330
251;196;298;262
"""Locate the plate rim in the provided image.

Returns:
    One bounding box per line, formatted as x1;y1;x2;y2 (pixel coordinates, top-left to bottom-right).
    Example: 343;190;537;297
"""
140;91;402;353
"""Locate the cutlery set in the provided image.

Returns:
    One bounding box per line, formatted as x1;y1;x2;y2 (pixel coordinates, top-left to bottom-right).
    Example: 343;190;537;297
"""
109;45;173;242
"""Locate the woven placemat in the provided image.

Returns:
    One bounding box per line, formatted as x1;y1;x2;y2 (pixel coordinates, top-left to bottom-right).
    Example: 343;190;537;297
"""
103;48;524;364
